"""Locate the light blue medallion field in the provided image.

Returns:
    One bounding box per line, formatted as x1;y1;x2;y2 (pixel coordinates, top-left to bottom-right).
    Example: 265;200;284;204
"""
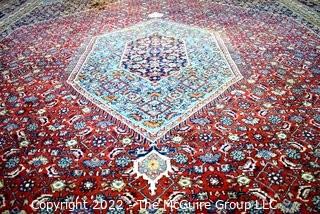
67;19;242;141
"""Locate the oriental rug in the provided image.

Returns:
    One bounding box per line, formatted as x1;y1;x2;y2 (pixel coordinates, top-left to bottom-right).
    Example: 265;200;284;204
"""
0;0;319;213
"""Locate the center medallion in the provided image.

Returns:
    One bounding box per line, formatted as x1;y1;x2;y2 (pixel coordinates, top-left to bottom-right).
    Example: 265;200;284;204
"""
67;19;243;142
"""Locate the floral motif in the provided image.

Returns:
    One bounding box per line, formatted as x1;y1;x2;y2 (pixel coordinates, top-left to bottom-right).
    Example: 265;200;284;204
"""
92;136;107;147
268;172;284;185
230;150;245;161
81;179;96;192
110;180;126;192
115;156;131;168
51;180;66;192
58;157;73;168
5;157;19;169
19;180;35;192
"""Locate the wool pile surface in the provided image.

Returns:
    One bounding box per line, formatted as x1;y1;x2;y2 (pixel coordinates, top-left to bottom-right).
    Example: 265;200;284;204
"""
0;0;319;213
